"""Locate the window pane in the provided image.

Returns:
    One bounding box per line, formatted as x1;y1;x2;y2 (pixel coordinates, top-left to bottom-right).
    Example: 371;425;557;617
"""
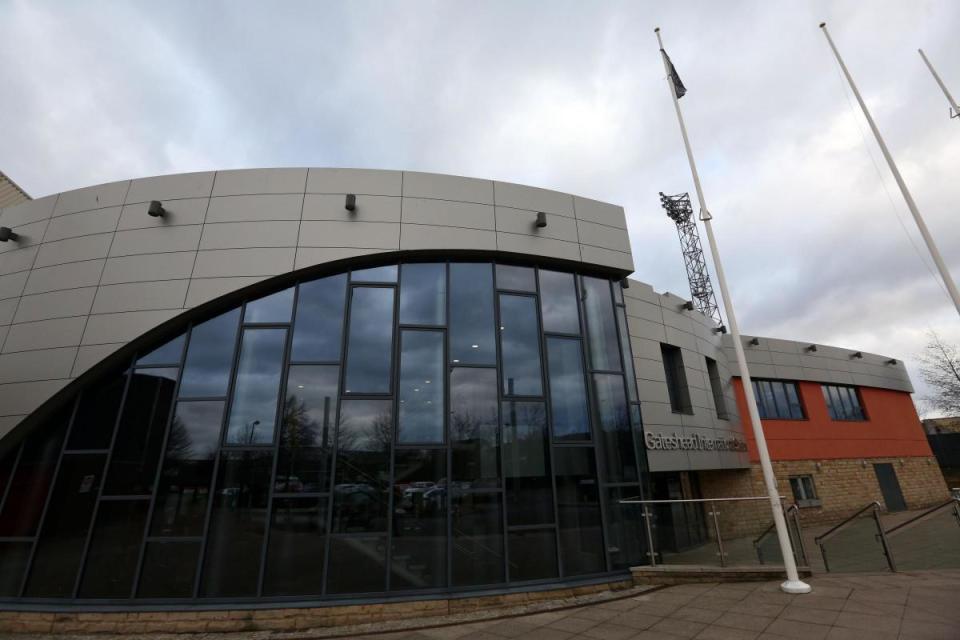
450;368;499;487
499;294;543;397
508;529;558;581
496;264;535;292
200;450;273;597
136;334;185;367
757;381;776;419
326;535;386;594
0;418;67;537
292;274;347;362
24;453;106;597
449;263;495;365
244;287;294;324
137;541;200;599
391;449;446;590
150;401;224;536
78;500;149;598
332;400;392;533
277;366;338;493
539;270;579;334
661;344;691;414
179;309;241;398
546;338;590;441
352;264;398;282
822;386;837;420
344;287;395;394
593;374;637;483
67;372;126;450
604;487;647;570
616;309;638;403
398;331;444;444
225;328;287;445
705;357;728;419
451;491;504;586
582;277;620;371
0;542;31;597
554;447;604;575
772;382;789;417
400;263;445;326
502;402;553;526
263;497;328;596
103;369;177;496
786;383;803;419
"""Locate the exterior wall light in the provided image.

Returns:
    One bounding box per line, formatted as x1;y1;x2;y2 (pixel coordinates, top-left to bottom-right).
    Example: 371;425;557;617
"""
748;337;760;346
535;211;547;228
850;351;863;359
345;194;357;213
0;227;19;242
681;300;694;311
148;201;166;217
805;344;818;353
712;325;727;334
620;278;630;289
886;358;898;365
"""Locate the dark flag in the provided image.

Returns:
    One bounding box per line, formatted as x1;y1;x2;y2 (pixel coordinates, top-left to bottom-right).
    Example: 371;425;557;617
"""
660;49;687;99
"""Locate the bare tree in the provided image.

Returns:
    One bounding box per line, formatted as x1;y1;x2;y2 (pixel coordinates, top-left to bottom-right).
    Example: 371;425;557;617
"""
919;331;960;415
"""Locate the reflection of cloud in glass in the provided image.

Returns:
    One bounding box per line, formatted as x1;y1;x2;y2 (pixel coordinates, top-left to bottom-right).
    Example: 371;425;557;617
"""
351;265;397;283
244;287;294;323
170;401;225;461
582;277;620;371
226;329;287;444
344;287;394;394
546;337;590;440
136;334;185;367
539;270;579;334
399;263;445;325
495;265;535;292
180;309;241;398
292;275;347;362
499;294;542;396
398;330;444;443
449;264;494;365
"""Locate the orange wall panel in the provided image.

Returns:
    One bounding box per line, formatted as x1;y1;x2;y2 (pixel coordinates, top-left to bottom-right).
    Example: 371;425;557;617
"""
732;379;933;461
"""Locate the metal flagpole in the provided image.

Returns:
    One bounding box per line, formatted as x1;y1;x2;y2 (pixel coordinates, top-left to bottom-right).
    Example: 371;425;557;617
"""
653;27;811;595
918;48;959;119
820;23;960;319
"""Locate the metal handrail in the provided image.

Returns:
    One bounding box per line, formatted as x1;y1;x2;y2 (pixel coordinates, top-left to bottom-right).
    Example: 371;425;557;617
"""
620;495;790;569
620;496;785;504
814;501;881;545
814;501;895;572
884;497;960;536
753;504;806;566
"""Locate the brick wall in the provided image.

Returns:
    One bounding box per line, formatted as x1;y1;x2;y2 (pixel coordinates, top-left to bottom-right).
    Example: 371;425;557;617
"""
696;456;949;537
0;579;634;635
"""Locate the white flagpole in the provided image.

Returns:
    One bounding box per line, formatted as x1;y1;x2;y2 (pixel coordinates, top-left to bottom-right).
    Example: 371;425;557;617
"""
918;48;960;119
653;27;811;595
820;23;960;319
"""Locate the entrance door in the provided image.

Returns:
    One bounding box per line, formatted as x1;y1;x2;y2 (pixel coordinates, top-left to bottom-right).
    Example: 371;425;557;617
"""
873;463;907;512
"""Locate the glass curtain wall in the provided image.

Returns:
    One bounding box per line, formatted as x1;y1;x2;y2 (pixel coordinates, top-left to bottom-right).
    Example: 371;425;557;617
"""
0;260;648;603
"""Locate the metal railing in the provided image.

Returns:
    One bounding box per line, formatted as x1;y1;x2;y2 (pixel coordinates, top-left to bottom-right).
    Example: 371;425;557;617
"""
814;501;895;572
620;496;794;569
753;504;807;567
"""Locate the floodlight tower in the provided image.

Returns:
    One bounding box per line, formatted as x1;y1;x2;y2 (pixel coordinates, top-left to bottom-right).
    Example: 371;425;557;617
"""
660;191;723;327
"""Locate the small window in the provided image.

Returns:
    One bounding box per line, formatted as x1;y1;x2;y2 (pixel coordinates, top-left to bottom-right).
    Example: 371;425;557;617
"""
661;344;692;414
705;357;728;420
752;379;805;420
789;475;820;507
821;384;866;421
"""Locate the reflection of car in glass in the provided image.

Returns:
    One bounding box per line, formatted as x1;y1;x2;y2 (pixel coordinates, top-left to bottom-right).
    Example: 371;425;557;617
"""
398;481;435;513
333;483;385;530
274;475;304;493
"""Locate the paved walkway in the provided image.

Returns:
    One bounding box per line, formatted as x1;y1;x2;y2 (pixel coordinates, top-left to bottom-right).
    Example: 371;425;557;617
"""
15;570;960;639
335;571;960;640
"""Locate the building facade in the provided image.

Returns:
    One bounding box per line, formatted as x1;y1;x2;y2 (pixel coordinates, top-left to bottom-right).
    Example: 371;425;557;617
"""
0;169;947;609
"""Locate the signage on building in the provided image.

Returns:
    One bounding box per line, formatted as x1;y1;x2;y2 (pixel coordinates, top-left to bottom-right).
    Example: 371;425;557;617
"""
644;430;748;452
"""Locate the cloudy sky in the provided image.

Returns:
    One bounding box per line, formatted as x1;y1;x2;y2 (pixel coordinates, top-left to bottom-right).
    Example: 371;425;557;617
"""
1;0;958;411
